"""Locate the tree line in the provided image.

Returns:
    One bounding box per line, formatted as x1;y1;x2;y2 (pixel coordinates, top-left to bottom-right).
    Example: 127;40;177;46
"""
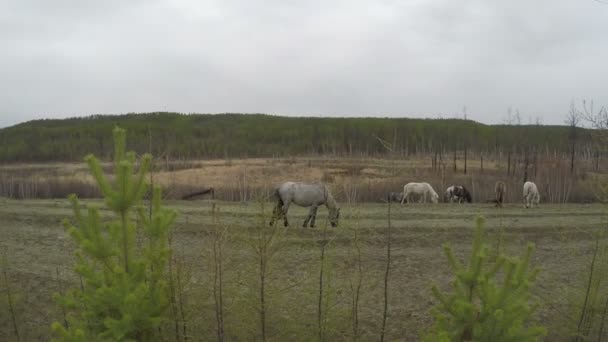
0;112;596;162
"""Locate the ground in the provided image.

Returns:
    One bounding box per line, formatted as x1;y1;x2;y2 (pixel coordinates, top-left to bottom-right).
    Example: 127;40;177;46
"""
0;198;605;341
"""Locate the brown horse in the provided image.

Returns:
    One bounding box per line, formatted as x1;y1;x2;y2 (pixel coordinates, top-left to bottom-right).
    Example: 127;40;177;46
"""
494;181;506;207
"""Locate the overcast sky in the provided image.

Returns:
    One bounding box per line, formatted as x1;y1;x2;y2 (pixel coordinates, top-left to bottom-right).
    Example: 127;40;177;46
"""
1;0;607;128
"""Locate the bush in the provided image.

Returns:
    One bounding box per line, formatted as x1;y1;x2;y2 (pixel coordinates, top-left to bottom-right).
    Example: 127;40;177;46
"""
51;127;176;341
425;217;546;341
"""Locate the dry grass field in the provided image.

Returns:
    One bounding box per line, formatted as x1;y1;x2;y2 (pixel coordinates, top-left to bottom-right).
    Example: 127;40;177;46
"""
1;196;606;341
0;155;600;204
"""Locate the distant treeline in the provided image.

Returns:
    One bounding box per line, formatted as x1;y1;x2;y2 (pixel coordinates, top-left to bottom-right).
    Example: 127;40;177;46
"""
0;112;596;162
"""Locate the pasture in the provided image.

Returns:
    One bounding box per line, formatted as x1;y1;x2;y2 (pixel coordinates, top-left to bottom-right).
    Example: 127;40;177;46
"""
1;198;605;341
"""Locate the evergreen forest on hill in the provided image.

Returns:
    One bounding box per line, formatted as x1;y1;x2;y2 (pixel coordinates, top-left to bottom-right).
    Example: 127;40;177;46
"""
0;112;594;162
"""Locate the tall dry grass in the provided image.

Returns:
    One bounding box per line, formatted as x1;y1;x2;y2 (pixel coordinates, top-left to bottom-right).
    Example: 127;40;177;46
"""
0;153;603;203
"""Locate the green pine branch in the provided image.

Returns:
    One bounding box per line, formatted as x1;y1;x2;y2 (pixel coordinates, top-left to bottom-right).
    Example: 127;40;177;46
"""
52;127;176;341
425;217;546;341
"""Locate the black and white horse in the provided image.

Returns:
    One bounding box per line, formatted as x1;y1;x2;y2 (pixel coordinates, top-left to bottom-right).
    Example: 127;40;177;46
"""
387;192;404;203
445;185;472;203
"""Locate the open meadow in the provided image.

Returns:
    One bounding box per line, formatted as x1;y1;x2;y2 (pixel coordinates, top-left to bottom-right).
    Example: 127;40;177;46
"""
1;197;606;341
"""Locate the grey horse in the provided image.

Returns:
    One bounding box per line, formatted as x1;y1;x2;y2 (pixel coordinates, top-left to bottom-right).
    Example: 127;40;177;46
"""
269;182;340;228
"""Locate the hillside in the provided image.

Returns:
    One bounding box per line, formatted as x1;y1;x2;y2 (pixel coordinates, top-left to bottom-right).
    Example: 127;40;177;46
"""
0;112;593;162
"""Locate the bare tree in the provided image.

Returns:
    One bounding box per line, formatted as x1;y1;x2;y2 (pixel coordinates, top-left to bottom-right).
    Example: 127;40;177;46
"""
514;109;522;125
580;99;608;130
463;106;469;174
566;102;582;174
504;107;515;125
579;99;608;158
579;99;608;196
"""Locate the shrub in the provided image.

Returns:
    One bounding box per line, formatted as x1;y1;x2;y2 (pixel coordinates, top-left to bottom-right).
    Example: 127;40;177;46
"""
425;217;546;341
51;127;176;341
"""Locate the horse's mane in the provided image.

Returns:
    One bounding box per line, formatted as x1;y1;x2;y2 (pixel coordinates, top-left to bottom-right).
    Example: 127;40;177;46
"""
427;183;439;197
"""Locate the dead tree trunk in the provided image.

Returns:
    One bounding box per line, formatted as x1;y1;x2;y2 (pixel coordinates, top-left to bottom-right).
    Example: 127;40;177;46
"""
533;149;538;178
570;142;576;174
523;150;529;184
464;144;467;175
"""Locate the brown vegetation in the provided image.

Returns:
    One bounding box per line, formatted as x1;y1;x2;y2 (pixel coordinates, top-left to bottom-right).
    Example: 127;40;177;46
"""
0;152;602;204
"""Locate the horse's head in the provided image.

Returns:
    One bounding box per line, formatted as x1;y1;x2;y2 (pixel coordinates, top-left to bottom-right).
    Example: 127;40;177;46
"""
329;207;340;227
431;192;439;203
443;189;451;202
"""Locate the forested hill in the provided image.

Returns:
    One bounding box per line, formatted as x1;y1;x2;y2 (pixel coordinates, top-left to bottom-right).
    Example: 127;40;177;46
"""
0;113;593;162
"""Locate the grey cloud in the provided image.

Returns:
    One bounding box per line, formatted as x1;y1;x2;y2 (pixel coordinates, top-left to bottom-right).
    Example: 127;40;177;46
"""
1;0;607;128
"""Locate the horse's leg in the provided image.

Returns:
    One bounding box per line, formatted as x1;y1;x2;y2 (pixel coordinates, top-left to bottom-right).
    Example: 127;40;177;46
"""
282;202;291;227
303;206;315;228
309;206;319;228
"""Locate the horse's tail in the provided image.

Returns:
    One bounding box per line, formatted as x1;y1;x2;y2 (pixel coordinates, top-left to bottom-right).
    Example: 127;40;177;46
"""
273;187;284;207
462;186;472;203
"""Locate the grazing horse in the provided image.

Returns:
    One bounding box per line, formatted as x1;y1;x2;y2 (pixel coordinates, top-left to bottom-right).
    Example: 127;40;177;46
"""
494;181;506;207
400;182;439;204
270;182;340;228
523;181;540;208
445;185;472;203
387;192;404;203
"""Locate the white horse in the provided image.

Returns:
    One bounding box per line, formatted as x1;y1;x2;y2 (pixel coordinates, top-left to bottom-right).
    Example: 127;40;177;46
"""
400;182;439;204
270;182;340;228
523;181;540;208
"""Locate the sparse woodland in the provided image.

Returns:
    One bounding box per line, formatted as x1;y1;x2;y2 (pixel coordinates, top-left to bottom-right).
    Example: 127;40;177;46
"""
0;112;598;162
0;112;606;204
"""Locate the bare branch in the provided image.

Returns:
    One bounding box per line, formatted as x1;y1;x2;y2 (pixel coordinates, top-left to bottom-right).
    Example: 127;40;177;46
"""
373;135;394;152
